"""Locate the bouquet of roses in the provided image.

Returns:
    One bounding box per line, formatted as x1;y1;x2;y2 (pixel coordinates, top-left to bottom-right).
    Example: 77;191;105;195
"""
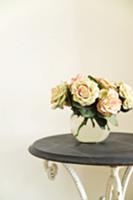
51;75;133;131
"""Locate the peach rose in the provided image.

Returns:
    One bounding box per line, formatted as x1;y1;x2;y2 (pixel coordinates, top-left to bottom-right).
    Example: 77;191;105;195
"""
97;89;122;116
96;78;116;89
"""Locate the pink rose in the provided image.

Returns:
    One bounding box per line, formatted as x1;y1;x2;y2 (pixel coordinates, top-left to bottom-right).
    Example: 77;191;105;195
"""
71;74;83;84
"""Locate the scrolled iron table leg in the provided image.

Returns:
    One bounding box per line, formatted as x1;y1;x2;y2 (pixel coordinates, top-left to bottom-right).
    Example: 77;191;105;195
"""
122;166;133;199
44;160;88;200
104;166;133;200
44;160;58;180
43;160;133;200
63;164;88;200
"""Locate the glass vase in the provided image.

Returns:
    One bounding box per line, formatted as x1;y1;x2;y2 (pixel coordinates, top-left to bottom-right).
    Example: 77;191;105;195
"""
71;115;110;143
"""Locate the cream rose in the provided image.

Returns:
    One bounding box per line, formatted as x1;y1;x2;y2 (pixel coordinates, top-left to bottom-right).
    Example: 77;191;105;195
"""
118;82;133;110
51;82;68;109
123;98;133;110
71;77;99;106
97;89;122;116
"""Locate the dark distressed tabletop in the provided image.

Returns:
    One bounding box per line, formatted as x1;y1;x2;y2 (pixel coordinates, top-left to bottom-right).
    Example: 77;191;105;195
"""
29;132;133;166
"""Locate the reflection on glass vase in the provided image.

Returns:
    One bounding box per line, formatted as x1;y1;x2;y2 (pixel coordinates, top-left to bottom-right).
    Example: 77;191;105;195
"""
71;115;110;143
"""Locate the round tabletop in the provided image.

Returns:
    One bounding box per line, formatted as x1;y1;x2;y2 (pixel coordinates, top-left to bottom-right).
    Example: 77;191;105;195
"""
29;132;133;166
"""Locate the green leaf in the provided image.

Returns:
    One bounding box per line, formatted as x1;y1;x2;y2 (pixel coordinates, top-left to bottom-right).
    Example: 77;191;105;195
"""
108;115;118;127
79;107;95;118
66;90;73;105
72;102;83;109
94;115;107;129
71;107;80;116
72;102;96;118
88;75;98;83
71;102;82;116
121;106;131;113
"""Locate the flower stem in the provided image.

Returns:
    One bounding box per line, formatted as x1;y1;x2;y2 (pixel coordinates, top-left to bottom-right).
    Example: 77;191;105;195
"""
107;124;110;131
90;118;95;128
75;118;88;137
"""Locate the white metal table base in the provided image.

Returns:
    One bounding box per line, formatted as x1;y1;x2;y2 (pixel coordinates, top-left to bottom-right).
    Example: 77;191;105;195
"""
44;160;133;200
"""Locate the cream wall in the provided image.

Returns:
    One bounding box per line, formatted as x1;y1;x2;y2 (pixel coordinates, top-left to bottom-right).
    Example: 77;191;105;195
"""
0;0;133;200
